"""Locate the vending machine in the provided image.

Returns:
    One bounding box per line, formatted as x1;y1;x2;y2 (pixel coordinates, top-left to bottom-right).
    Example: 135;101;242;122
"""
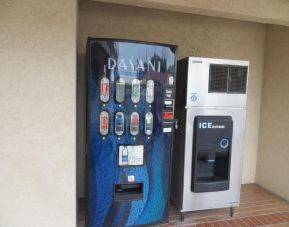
86;38;177;227
171;57;249;219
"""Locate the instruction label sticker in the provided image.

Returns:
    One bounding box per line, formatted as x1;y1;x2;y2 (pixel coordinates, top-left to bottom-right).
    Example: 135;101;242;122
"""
119;145;144;166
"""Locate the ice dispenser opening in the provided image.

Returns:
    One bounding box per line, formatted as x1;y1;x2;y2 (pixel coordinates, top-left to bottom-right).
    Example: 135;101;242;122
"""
114;183;143;201
191;116;233;193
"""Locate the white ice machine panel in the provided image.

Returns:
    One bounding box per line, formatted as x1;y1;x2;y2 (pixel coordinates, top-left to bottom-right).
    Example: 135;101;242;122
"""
186;57;249;108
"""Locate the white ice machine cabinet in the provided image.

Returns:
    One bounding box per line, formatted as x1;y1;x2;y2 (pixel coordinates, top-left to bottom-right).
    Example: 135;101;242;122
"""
171;57;249;220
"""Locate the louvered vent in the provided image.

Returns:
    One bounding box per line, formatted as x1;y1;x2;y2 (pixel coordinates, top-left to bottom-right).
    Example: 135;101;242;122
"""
209;65;228;92
209;64;248;94
228;66;247;93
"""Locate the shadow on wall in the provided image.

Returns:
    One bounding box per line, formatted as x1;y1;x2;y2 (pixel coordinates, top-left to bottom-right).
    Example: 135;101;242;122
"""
77;51;87;199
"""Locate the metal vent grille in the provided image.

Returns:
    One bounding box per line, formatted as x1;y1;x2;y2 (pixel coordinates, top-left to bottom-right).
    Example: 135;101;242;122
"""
209;64;248;94
228;66;247;94
209;65;228;93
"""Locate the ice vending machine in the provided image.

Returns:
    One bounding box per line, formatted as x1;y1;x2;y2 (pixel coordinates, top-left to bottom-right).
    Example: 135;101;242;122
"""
86;38;177;226
171;57;249;219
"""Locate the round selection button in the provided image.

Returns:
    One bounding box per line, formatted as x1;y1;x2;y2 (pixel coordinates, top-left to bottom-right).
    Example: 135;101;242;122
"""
219;138;229;149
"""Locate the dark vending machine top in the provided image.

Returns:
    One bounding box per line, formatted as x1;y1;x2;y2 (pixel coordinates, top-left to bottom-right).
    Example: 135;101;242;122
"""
86;38;177;227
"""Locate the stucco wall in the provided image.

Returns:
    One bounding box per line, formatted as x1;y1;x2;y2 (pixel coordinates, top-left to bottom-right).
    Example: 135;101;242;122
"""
77;1;266;196
94;0;289;26
0;1;77;226
256;25;289;201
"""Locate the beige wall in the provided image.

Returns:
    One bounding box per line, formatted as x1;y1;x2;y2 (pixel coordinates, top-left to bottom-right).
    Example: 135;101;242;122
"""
256;25;289;201
0;1;77;227
94;0;289;26
77;1;266;196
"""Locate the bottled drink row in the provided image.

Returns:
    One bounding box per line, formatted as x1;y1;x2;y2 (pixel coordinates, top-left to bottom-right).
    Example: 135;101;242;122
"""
99;111;153;137
100;77;154;104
